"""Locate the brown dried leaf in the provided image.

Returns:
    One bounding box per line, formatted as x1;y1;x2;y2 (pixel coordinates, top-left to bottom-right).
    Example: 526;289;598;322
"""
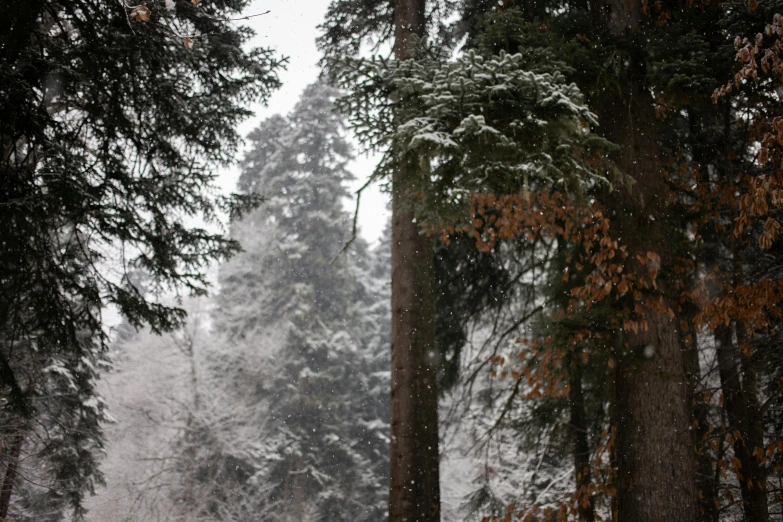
130;5;151;22
758;146;770;165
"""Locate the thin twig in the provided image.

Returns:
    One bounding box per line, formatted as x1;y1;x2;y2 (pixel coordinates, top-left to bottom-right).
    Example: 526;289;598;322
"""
331;176;374;264
207;10;271;23
118;0;136;34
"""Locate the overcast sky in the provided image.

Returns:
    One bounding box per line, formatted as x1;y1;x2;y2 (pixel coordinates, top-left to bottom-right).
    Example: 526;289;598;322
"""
221;0;389;245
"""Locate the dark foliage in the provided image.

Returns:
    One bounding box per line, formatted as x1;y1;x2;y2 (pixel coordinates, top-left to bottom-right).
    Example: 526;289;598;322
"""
0;0;283;515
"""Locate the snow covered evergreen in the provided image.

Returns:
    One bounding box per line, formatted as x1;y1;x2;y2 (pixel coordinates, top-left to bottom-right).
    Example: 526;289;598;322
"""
85;82;391;522
213;82;390;522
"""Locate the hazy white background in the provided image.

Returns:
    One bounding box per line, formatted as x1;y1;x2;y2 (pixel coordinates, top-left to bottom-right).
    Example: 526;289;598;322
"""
222;0;390;245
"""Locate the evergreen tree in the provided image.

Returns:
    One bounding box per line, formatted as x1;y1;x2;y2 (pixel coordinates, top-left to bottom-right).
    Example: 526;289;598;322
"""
431;3;783;520
320;2;783;521
321;1;611;517
206;82;391;522
0;0;283;516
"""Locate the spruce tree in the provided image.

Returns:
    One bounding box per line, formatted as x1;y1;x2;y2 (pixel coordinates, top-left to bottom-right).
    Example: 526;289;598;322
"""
322;1;783;520
211;82;391;522
0;0;283;516
441;2;783;520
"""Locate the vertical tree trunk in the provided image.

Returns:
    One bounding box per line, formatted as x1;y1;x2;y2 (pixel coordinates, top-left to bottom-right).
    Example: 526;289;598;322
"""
685;330;719;522
569;363;595;522
612;312;696;522
0;429;24;519
733;245;770;522
607;357;619;522
737;325;769;522
389;1;440;521
180;330;201;513
715;325;769;522
590;2;698;520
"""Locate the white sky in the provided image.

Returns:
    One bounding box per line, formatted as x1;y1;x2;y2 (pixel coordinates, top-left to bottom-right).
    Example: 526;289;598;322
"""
220;0;390;245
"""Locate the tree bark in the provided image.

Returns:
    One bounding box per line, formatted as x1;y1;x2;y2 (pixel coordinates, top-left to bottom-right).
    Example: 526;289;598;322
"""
612;312;697;522
684;330;719;522
715;325;769;522
736;325;769;522
590;2;698;520
389;1;441;521
569;363;595;522
0;429;24;519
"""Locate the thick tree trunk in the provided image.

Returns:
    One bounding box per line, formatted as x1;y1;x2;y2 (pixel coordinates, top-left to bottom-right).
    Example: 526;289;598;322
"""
389;1;440;521
590;2;698;520
715;325;769;522
600;81;698;522
569;364;595;522
0;429;24;519
613;313;697;522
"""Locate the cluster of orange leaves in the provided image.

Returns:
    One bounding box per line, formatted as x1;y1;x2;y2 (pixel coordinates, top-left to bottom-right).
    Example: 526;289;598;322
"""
714;13;783;102
713;13;783;251
668;166;783;345
490;336;571;400
641;0;672;28
687;275;783;333
457;175;783;518
734;174;783;248
460;191;671;520
666;156;783;336
712;9;783;251
454;191;671;333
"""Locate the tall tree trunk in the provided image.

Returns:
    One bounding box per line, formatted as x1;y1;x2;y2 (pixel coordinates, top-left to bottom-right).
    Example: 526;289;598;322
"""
0;428;24;519
603;88;699;521
590;2;698;520
715;325;769;522
389;1;440;521
685;329;719;522
607;355;619;522
737;325;769;521
569;363;595;522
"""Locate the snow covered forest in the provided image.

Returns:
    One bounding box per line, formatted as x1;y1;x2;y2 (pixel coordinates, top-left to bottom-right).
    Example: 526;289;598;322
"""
4;1;783;521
